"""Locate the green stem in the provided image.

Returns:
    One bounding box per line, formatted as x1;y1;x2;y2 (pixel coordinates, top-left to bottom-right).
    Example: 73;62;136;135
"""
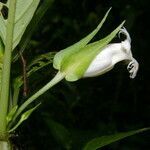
8;89;13;113
12;87;20;107
9;72;64;129
0;0;16;133
0;141;12;150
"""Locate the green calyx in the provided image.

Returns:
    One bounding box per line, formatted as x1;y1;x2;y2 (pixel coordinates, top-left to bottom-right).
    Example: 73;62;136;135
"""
53;8;125;81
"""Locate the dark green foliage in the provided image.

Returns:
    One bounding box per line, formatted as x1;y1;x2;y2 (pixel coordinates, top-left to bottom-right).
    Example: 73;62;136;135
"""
1;5;8;19
11;0;150;149
0;0;7;4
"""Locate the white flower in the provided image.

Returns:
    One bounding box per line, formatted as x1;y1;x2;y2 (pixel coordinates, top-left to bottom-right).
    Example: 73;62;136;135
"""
84;28;139;78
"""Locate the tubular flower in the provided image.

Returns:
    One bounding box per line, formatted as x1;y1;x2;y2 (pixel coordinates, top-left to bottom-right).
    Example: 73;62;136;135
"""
53;9;138;82
84;28;139;78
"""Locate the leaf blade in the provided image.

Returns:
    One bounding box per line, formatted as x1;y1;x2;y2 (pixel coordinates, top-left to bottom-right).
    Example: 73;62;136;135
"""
83;128;150;150
8;103;41;132
0;0;40;49
6;105;18;125
45;118;72;150
13;0;55;62
53;8;112;70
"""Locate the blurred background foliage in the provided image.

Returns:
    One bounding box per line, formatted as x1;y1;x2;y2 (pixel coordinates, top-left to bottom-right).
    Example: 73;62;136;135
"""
12;0;150;149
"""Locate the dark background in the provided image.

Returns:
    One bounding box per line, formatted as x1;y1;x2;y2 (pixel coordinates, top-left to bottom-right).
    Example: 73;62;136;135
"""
13;0;150;149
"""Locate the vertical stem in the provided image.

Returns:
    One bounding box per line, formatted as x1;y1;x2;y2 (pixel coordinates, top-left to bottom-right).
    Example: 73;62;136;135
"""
12;87;20;107
0;141;12;150
0;0;16;133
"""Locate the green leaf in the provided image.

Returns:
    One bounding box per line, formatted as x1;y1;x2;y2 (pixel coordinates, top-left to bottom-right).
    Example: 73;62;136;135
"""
62;21;125;81
13;0;55;62
45;119;72;150
83;128;150;150
27;52;56;77
53;8;111;70
0;0;40;49
13;52;55;89
8;103;41;132
6;105;18;125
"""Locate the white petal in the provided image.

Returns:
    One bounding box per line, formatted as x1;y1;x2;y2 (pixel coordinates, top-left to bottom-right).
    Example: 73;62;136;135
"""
84;43;122;77
84;28;139;78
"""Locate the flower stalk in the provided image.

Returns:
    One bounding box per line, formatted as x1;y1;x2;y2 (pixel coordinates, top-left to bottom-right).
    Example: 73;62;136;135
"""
8;72;65;129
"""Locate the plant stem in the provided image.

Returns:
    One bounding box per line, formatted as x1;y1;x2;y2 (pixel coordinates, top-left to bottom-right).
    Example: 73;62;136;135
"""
0;141;12;150
9;72;64;130
0;0;16;134
12;88;20;107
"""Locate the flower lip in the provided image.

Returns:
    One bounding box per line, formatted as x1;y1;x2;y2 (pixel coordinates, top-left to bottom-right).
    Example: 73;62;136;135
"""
120;28;139;79
127;58;139;79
